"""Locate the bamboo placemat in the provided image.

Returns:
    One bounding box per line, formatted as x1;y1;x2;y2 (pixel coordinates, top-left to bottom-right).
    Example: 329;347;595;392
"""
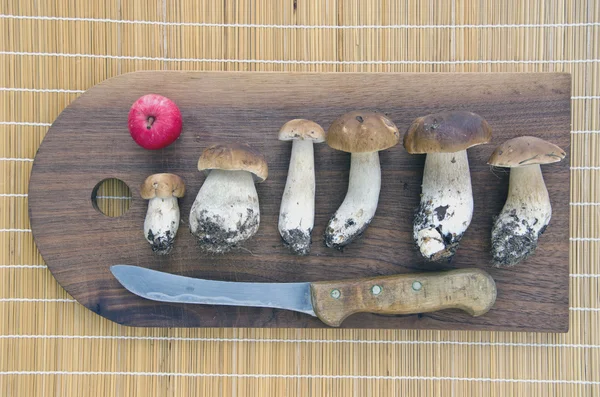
1;0;599;395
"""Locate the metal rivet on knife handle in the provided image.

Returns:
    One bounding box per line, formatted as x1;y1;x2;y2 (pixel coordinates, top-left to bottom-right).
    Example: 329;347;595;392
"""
330;289;341;299
371;285;382;295
412;281;422;291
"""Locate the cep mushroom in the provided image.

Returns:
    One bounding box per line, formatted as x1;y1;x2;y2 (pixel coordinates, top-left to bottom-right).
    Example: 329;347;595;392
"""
140;173;185;255
189;143;268;254
324;111;400;249
404;111;492;262
278;119;326;255
488;136;566;267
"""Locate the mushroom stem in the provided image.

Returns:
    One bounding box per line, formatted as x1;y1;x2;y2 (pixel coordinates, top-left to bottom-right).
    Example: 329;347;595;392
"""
189;169;260;253
144;196;180;255
414;151;473;261
491;164;551;267
279;139;315;255
325;151;381;249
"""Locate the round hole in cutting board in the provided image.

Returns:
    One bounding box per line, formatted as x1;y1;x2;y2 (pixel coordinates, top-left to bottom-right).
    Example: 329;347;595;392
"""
91;178;132;217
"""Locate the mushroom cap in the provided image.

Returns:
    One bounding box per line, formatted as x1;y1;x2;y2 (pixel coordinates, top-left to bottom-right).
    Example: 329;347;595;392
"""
487;136;566;168
326;111;400;153
198;142;268;182
278;119;326;143
140;173;186;199
403;111;492;154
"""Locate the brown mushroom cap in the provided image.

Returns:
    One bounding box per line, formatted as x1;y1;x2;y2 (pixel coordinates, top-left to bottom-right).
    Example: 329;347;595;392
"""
326;111;400;153
278;119;326;143
198;142;268;182
140;173;186;199
403;111;492;154
487;136;566;168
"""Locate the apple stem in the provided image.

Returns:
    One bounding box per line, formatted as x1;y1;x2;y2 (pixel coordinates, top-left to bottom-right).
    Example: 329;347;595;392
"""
146;116;156;129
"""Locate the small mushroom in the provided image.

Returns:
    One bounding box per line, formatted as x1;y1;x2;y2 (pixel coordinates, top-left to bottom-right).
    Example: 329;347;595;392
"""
278;119;327;255
140;173;185;255
189;143;268;254
404;111;492;262
488;136;566;267
324;111;400;249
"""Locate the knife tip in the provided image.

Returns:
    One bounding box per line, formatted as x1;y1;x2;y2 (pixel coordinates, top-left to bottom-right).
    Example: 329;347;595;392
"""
110;264;131;277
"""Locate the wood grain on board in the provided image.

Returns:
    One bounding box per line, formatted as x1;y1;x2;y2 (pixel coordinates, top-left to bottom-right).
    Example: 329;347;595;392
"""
28;72;571;331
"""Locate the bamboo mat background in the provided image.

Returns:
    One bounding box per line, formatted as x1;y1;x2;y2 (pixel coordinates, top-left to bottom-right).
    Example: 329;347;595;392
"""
1;0;599;395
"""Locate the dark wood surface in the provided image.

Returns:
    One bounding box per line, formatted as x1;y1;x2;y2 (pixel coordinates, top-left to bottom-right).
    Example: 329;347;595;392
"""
28;71;571;331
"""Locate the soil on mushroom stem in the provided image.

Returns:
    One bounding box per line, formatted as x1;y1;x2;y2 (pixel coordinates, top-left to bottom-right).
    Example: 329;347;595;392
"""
491;210;546;267
147;229;175;255
324;216;372;251
280;228;312;256
191;208;259;254
413;200;463;262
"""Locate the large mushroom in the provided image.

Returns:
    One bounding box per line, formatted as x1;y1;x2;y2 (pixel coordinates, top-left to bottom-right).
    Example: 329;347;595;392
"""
140;173;185;255
189;143;268;254
324;111;400;249
488;136;566;267
278;119;327;255
404;111;492;262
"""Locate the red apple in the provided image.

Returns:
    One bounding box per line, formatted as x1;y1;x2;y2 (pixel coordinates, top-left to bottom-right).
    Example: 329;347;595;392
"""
128;94;183;150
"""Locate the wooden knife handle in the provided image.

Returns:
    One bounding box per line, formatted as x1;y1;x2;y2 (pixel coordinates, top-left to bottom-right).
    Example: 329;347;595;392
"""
310;268;497;327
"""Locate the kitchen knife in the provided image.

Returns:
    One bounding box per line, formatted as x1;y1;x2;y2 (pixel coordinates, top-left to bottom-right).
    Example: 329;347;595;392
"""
110;265;497;327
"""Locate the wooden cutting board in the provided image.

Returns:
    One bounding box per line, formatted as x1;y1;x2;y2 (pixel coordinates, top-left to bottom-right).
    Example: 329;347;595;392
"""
28;71;571;331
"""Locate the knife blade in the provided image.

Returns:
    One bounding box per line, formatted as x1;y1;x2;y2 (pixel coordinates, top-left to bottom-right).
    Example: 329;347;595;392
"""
110;265;496;327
